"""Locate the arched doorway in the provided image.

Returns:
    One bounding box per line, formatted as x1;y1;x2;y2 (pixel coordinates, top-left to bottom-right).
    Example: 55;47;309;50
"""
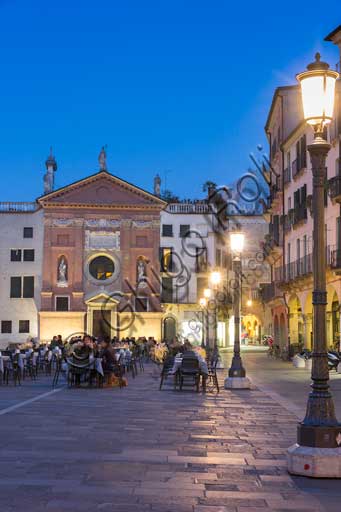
327;286;340;350
274;315;280;346
163;316;176;342
288;295;303;348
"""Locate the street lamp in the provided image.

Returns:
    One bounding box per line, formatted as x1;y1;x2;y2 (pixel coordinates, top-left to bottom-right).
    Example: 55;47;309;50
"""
288;53;341;478
199;297;208;347
209;271;221;348
225;231;250;389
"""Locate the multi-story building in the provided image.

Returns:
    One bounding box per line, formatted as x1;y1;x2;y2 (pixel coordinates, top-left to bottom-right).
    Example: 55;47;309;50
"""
160;198;231;345
0;146;272;351
261;26;341;350
0;203;43;346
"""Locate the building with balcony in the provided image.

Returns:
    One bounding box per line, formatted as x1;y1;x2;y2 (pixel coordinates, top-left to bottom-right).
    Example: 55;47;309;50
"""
260;26;341;351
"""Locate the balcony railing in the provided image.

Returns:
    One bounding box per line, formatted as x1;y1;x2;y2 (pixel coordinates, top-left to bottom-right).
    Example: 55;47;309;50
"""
0;202;39;213
260;282;282;302
329;175;341;202
166;202;212;214
293;205;307;226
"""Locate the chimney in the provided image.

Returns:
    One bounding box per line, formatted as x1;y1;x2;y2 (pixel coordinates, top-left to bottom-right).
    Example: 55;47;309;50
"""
43;147;57;194
154;174;161;197
325;25;341;70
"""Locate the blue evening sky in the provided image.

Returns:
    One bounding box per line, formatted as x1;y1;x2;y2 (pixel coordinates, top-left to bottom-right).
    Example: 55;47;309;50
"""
0;0;340;201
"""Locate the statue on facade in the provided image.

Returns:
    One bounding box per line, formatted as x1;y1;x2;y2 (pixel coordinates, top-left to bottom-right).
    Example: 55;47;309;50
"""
58;257;67;284
137;259;147;288
98;145;107;172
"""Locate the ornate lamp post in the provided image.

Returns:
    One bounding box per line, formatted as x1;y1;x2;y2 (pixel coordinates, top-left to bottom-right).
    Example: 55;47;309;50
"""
225;231;250;389
287;53;341;478
199;297;208;347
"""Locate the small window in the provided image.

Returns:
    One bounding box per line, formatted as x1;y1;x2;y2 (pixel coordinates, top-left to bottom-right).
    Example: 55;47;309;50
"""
179;224;190;238
10;277;22;298
135;297;148;312
23;227;33;238
1;320;12;333
19;320;30;333
10;249;22;262
162;224;173;237
23;249;35;262
23;276;34;298
56;296;69;311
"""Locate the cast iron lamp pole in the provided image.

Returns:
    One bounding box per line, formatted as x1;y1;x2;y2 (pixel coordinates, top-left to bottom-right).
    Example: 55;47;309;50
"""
288;53;341;478
210;271;221;349
199;297;208;348
225;231;250;389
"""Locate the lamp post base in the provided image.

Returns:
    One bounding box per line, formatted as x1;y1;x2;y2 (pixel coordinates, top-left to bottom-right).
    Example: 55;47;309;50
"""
287;444;341;478
224;376;251;389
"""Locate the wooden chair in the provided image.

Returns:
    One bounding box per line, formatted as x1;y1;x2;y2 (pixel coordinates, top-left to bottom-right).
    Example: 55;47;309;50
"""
159;356;176;390
179;358;200;392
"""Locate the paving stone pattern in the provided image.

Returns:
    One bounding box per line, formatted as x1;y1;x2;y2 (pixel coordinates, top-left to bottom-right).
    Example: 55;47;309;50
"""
0;366;328;511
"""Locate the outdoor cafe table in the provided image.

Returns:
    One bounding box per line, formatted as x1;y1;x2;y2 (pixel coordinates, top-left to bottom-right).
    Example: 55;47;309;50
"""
171;354;209;375
65;355;104;377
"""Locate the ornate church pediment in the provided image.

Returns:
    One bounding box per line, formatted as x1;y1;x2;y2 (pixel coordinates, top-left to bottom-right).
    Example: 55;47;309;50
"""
38;171;166;210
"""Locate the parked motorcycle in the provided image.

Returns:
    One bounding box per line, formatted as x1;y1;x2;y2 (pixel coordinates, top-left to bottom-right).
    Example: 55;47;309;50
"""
299;349;340;371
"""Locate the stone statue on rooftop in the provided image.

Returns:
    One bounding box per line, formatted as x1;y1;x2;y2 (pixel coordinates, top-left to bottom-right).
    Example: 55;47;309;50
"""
98;146;107;172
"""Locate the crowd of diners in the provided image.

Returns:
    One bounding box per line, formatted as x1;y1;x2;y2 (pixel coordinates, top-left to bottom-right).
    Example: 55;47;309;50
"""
4;334;218;379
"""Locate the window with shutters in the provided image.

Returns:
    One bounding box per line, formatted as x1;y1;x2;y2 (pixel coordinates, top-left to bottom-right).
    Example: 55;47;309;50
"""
179;224;190;238
196;247;207;272
10;277;22;298
23;227;33;238
162;224;173;237
300;135;307;169
23;276;34;298
1;320;12;333
19;320;30;333
10;249;22;262
23;249;35;262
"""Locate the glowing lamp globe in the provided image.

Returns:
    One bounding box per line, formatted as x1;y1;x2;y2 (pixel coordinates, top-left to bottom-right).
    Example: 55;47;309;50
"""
203;288;212;299
199;297;207;308
210;271;221;286
230;231;245;253
296;53;338;126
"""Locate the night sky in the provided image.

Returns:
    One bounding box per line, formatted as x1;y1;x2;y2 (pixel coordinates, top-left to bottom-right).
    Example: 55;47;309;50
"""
0;0;339;201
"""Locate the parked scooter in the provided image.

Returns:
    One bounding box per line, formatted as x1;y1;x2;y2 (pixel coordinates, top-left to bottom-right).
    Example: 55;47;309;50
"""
328;351;340;372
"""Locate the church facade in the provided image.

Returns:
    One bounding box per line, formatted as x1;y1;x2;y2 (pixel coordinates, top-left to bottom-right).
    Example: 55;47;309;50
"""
0;155;166;347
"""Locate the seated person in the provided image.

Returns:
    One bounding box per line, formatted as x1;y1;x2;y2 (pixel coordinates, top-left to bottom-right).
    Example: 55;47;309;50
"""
99;337;117;372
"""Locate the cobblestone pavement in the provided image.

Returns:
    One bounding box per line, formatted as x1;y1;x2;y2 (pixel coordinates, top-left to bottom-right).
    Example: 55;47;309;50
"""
0;361;340;512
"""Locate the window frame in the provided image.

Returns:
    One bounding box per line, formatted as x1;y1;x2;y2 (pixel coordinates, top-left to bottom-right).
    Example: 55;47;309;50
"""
10;249;22;262
55;295;70;312
23;227;33;238
162;224;173;237
19;320;30;333
1;320;12;334
23;249;35;262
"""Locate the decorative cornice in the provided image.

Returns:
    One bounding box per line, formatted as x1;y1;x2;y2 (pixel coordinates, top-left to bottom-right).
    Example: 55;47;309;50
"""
37;170;166;207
